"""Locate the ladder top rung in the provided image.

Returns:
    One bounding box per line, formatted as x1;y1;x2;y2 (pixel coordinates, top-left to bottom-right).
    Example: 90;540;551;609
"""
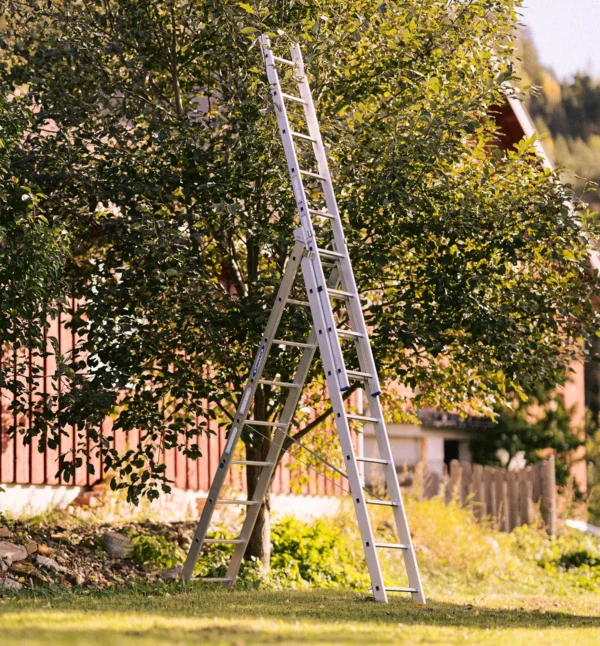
217;500;261;506
337;329;363;340
272;55;295;66
246;420;288;428
356;456;388;465
300;169;327;181
203;539;245;545
365;499;397;507
328;288;354;299
347;414;379;423
385;587;419;593
281;92;307;105
291;130;317;143
308;208;335;219
318;249;345;259
375;542;408;550
286;298;310;307
230;460;274;467
347;370;373;380
273;339;315;349
201;577;234;583
259;379;299;388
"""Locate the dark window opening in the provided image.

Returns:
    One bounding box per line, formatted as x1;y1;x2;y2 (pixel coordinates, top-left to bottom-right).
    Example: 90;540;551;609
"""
444;439;460;470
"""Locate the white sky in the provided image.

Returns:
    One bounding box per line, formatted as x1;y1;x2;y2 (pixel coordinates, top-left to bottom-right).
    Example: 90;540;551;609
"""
519;0;600;79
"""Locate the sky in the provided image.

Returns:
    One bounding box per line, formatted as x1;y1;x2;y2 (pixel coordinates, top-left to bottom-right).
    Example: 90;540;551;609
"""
519;0;600;79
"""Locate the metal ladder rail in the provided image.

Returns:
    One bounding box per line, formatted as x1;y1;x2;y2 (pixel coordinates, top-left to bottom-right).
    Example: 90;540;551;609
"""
260;35;349;394
289;43;382;399
182;241;306;582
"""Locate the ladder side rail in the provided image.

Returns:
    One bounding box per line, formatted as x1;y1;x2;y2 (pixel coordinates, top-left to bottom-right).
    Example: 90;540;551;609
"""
292;43;382;398
364;393;426;604
260;35;349;392
302;257;389;602
182;241;305;582
224;328;319;584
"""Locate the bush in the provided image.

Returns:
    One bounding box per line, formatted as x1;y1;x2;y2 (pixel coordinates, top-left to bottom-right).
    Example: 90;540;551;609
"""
131;534;185;569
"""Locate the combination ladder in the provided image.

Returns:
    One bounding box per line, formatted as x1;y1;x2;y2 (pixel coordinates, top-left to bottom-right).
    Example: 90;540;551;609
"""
182;36;425;605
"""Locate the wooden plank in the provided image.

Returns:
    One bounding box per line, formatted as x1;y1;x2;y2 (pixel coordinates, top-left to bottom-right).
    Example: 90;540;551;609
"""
14;349;30;484
541;456;557;536
0;349;16;483
30;342;46;485
58;307;74;486
461;461;472;507
44;316;60;485
495;469;508;531
507;470;520;531
484;466;497;526
472;463;485;521
520;467;533;526
448;459;461;504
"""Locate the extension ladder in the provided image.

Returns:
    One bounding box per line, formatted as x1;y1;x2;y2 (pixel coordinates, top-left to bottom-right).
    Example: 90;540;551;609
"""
182;36;425;605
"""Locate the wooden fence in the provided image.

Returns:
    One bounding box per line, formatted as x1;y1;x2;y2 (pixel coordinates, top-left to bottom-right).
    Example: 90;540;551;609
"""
413;456;557;535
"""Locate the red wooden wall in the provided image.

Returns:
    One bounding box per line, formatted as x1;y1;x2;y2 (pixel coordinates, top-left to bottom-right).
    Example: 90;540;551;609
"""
1;310;348;497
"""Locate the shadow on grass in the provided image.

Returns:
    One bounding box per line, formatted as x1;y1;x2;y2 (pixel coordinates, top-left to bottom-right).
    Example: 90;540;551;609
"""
2;586;599;632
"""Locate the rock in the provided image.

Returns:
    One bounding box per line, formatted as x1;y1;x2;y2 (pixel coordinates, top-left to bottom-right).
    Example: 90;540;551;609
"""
24;540;37;555
0;542;28;564
159;564;182;581
102;532;134;558
0;527;10;539
0;577;23;591
36;555;67;574
37;544;53;556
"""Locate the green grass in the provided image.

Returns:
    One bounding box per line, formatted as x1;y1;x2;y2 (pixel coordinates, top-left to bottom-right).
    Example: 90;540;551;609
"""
0;586;599;645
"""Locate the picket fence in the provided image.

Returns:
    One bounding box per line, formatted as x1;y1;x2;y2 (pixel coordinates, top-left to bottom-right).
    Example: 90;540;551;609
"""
411;456;557;535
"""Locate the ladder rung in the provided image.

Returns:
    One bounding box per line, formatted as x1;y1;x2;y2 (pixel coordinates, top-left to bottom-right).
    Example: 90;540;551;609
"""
246;420;288;428
328;288;354;299
366;500;397;507
309;208;335;219
356;456;388;465
347;414;378;423
286;298;310;307
291;130;317;143
259;379;299;388
337;329;363;340
230;460;274;467
385;587;419;593
272;55;295;66
300;169;327;181
201;577;234;583
318;249;345;260
375;543;408;550
347;370;373;381
281;92;307;105
217;500;260;506
273;339;314;349
203;539;245;545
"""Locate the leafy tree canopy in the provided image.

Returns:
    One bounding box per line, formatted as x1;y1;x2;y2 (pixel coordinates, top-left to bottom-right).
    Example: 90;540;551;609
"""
1;2;599;558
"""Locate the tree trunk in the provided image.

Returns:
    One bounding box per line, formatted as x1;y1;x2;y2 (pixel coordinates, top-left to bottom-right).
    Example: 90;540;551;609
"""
244;439;272;570
243;384;272;569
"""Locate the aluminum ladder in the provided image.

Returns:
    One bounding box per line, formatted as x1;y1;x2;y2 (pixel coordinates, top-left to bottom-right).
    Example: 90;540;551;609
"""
182;36;425;605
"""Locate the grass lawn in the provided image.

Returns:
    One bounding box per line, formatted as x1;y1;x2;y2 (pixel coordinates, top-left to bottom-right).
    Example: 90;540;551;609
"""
1;586;599;645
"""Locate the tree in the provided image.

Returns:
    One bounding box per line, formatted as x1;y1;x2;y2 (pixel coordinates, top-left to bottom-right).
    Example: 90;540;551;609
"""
2;0;600;568
470;382;584;487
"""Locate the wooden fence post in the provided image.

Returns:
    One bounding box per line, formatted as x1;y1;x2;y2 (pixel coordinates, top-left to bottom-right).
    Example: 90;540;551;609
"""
541;455;557;536
507;470;520;531
472;464;486;521
461;461;472;507
448;459;461;504
520;467;533;526
484;466;497;525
